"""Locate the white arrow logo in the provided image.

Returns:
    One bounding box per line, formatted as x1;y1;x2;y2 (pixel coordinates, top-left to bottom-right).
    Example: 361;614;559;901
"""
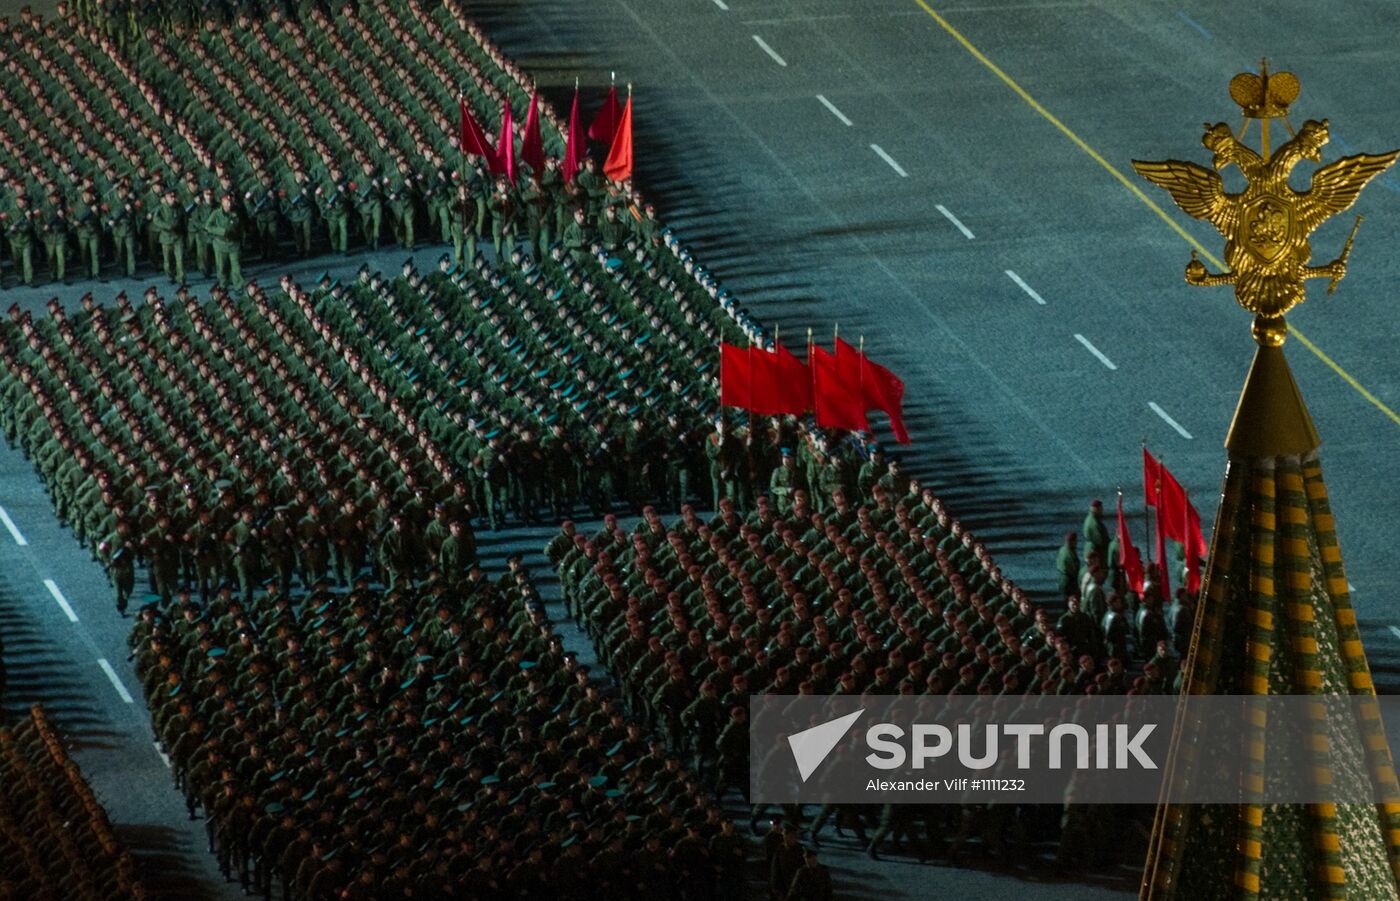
787;709;865;782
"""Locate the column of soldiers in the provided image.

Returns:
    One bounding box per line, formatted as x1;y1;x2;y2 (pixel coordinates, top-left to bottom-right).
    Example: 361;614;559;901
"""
0;706;148;899
0;0;579;288
128;555;753;899
552;458;1183;871
0;255;754;583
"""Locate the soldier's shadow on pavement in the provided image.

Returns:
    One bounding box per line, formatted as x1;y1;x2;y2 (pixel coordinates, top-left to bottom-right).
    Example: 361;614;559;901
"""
0;589;110;735
118;823;228;901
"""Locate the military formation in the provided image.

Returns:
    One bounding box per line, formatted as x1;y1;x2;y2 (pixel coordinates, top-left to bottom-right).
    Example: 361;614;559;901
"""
0;0;622;289
0;706;147;900
553;472;1186;868
129;560;751;899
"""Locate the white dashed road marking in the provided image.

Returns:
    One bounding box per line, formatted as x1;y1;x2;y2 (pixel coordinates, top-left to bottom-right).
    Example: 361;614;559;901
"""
0;505;27;545
816;94;853;126
1149;402;1193;440
44;579;79;623
936;204;975;239
871;144;908;177
752;35;787;66
1005;270;1046;305
1074;334;1118;371
98;658;134;704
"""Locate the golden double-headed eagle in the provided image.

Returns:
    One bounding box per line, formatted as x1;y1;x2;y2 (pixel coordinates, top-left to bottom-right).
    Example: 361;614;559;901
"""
1132;66;1397;345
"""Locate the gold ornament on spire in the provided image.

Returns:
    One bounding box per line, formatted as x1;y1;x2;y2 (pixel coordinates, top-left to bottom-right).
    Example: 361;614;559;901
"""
1132;63;1398;348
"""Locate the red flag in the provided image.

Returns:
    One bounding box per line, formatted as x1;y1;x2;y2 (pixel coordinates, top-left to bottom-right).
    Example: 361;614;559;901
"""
1145;450;1207;592
838;338;910;444
719;343;752;409
749;343;813;416
521;93;544;174
603;93;633;182
499;102;516;184
459;99;498;171
1116;494;1145;594
1143;448;1171;599
1184;502;1204;594
589;83;622;144
811;343;868;432
563;85;585;184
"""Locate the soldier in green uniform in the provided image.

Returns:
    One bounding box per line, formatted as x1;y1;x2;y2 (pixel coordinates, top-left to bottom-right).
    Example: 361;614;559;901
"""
98;520;136;616
206;194;245;290
1082;499;1109;566
424;151;454;247
706;419;743;509
487;176;517;262
191;185;218;278
596;203;628;255
281;169;316;258
386;158;417;250
73;186;102;279
354;161;384;251
152;187;186;283
4;193;37;286
561;206;590;264
519;173;549;259
319;166;351;254
42;193;70;283
243;177;281;261
105;180;138;278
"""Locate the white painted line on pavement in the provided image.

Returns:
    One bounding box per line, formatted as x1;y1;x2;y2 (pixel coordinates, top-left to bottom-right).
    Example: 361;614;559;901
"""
871;144;908;177
1390;625;1400;642
0;505;27;545
1149;402;1193;440
936;204;975;239
816;94;853;126
1005;270;1047;305
43;578;79;623
154;741;172;769
752;34;787;66
1349;582;1357;592
712;0;729;9
97;658;134;704
1074;334;1118;371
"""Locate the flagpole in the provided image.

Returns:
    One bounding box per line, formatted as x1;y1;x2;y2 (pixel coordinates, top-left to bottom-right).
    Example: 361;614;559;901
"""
458;91;468;264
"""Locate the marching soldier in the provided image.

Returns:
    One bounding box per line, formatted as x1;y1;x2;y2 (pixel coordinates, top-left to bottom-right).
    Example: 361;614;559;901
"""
206;194;245;290
152;187;186;283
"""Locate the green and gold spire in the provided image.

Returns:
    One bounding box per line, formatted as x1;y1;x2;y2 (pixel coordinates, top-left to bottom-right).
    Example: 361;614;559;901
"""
1134;67;1400;900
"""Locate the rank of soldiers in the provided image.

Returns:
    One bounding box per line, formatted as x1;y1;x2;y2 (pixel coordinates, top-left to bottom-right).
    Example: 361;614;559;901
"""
0;0;669;288
0;706;148;899
551;475;1184;867
127;558;750;899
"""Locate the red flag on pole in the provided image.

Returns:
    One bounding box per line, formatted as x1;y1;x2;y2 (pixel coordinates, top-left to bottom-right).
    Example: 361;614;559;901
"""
811;343;868;432
749;343;813;416
1144;449;1207;590
588;82;622;144
1184;502;1204;593
499;102;516;184
719;343;753;409
563;84;585;184
1116;494;1145;594
603;92;633;182
837;338;910;444
1142;448;1171;599
459;99;499;171
521;93;544;174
